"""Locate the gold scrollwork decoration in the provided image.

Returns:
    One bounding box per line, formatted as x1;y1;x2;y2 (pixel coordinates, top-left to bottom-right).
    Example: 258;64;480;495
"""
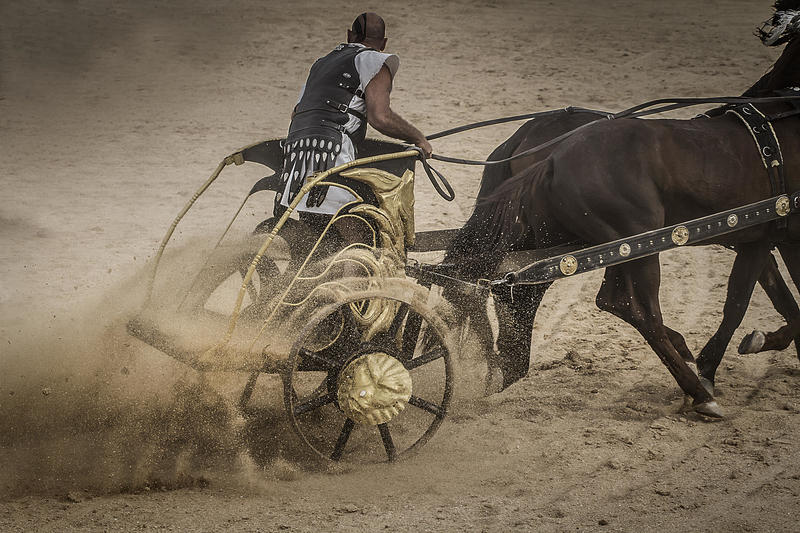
671;226;689;246
560;255;578;276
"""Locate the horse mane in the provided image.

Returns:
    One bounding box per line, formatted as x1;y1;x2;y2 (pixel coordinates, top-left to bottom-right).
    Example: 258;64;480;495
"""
757;2;800;45
774;1;800;13
751;37;800;95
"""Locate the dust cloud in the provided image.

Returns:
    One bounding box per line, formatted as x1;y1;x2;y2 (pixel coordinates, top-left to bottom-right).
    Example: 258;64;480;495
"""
0;240;296;499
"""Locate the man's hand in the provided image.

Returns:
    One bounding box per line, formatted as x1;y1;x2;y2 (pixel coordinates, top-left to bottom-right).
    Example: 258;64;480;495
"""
416;138;433;159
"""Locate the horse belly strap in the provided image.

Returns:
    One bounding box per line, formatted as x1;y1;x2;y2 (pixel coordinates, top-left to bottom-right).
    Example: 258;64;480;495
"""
726;103;786;236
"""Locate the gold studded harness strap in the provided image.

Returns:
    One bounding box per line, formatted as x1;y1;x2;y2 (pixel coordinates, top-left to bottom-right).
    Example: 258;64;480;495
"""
498;193;797;287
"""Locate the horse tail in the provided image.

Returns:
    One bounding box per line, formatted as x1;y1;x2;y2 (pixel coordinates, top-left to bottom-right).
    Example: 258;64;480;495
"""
445;157;553;280
482;157;551;249
443;125;529;269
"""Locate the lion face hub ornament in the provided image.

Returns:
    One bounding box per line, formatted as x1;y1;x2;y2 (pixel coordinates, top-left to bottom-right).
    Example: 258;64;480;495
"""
338;352;412;426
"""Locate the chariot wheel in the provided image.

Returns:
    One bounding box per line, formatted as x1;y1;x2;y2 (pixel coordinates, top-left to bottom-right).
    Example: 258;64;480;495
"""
282;282;454;463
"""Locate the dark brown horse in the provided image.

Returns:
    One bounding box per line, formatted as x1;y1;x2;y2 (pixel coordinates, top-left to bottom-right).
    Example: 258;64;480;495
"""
444;36;800;418
448;109;800;393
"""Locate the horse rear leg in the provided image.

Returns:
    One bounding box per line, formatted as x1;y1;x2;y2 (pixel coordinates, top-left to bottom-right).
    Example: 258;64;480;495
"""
494;282;552;390
596;258;722;417
696;242;772;389
739;247;800;359
759;252;800;324
740;317;800;354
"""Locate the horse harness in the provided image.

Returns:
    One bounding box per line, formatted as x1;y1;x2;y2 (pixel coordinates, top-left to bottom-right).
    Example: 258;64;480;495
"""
726;87;800;239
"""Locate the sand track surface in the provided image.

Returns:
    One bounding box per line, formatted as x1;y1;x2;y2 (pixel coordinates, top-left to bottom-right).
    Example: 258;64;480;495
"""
2;1;800;531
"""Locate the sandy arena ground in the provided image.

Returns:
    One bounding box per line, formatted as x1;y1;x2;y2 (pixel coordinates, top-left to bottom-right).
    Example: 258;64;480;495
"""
2;1;800;531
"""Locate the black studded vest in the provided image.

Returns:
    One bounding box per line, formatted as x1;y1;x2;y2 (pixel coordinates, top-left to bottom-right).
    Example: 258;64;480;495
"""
287;43;372;147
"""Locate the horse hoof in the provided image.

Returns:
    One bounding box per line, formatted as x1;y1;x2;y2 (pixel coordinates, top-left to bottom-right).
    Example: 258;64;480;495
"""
738;331;765;354
694;400;724;419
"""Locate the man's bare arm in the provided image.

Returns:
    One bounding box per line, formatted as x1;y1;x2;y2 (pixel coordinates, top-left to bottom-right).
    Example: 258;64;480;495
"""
365;65;433;157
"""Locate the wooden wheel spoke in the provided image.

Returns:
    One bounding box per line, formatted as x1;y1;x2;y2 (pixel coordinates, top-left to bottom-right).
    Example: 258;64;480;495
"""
297;306;361;371
339;305;363;345
384;303;409;340
408;395;443;417
293;391;336;416
378;423;398;462
297;347;341;371
401;310;424;358
404;345;445;371
237;372;260;411
330;418;356;461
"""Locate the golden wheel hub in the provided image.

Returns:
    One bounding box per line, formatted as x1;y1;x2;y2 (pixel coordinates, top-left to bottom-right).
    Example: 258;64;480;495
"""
338;352;412;426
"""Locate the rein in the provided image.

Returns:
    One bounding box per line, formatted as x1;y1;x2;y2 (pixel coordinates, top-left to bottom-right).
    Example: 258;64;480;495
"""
426;95;800;167
425;107;610;141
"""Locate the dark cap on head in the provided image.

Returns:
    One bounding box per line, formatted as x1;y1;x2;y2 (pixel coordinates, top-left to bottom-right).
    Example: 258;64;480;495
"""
773;0;800;10
350;12;386;43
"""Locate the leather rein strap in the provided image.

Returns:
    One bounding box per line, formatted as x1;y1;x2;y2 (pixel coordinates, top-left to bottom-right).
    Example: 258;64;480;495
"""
428;95;800;167
416;94;800;202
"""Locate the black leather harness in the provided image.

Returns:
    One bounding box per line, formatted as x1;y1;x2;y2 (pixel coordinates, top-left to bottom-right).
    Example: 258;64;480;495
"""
726;87;800;238
276;44;378;211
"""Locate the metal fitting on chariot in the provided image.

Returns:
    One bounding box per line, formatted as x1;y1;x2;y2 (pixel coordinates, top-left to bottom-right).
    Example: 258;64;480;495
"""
500;271;518;286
